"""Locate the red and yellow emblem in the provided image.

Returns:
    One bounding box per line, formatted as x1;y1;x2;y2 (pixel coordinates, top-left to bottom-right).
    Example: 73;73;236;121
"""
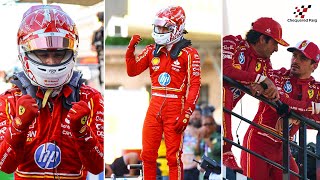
19;105;25;115
151;57;160;66
255;62;261;72
308;89;314;99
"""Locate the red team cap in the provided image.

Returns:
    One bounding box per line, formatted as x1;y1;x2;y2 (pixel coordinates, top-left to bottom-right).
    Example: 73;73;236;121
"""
287;40;320;63
252;17;289;47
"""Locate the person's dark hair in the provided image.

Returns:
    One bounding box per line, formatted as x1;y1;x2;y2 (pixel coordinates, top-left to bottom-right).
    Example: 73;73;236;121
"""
245;29;272;45
97;12;104;22
202;105;215;116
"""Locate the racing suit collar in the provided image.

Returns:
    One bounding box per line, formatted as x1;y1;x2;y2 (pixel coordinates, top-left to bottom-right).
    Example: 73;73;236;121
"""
289;73;315;84
36;85;72;100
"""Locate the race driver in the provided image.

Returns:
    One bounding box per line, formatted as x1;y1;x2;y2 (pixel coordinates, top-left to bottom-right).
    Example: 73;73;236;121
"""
0;5;104;179
125;6;201;180
241;40;320;180
223;17;289;172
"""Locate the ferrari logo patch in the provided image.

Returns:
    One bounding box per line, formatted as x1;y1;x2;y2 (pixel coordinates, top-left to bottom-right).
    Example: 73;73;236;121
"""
308;89;314;99
19;105;25;116
81;116;88;125
255;62;261;72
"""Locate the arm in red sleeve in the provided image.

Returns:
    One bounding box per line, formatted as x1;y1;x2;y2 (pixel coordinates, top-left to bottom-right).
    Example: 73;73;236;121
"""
73;93;104;175
183;49;201;115
223;35;259;83
0;93;27;173
125;45;152;77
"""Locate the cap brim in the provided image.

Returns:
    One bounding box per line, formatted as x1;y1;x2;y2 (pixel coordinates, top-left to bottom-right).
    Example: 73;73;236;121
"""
287;47;314;60
275;38;289;47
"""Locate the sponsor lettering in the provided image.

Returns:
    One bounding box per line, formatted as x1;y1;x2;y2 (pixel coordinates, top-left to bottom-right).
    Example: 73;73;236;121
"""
62;130;72;136
61;123;70;129
96;116;104;122
223;54;232;59
0;147;11;168
0;127;6;134
223;45;234;51
94;146;103;157
27;130;37;138
97;131;104;137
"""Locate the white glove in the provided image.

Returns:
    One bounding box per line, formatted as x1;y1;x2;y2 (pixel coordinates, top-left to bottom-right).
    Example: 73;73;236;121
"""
312;101;320;114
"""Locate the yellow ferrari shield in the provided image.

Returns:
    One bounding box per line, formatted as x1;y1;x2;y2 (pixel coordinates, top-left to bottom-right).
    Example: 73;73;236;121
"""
81;116;88;125
19;105;25;116
255;62;261;72
308;89;314;99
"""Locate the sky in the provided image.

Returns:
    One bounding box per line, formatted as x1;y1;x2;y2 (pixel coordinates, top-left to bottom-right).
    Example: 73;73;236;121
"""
225;0;320;163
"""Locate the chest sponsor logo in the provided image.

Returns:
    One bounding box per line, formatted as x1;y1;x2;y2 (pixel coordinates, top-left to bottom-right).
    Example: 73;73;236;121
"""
255;62;261;72
171;60;181;72
178;51;182;57
308;89;314;99
158;72;171;87
151;57;160;71
283;80;292;93
34;143;61;169
238;52;245;64
151;57;160;66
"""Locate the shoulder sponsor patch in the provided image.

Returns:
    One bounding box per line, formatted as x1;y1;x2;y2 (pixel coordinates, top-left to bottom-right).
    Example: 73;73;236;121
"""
238;52;245;64
283;80;292;93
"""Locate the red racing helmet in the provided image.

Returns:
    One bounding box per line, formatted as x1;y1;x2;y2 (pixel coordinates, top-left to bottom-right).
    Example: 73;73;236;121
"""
151;6;186;45
17;5;79;88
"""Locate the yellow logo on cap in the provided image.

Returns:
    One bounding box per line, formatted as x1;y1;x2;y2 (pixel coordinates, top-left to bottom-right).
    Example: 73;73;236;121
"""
301;42;307;47
308;89;314;99
255;62;261;72
19;105;25;116
81;116;88;125
151;57;160;65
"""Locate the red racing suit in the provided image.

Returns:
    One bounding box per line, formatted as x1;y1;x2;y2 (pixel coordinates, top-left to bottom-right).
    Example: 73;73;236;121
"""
240;68;320;180
0;84;104;179
223;35;273;152
126;43;201;180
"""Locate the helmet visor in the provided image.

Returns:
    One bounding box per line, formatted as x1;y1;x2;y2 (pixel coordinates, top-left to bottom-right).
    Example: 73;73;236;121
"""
153;18;175;28
21;36;76;52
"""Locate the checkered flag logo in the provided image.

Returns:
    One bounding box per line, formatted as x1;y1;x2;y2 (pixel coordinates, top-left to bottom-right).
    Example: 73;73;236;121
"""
293;5;311;18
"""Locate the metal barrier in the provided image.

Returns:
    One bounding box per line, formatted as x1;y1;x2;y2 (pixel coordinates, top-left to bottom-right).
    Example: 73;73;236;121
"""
223;75;320;180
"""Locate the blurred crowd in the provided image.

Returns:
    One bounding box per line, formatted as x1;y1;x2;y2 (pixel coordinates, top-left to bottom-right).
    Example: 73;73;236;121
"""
182;104;221;180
